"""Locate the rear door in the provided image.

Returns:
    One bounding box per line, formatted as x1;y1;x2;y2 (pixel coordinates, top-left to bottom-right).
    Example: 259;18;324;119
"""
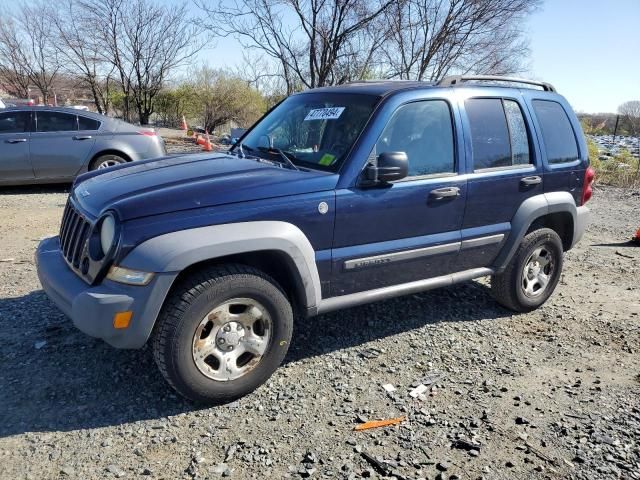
332;97;467;296
30;111;96;179
0;111;33;182
456;91;543;270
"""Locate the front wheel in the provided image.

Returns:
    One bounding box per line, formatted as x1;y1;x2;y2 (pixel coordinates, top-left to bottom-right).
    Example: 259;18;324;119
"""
490;228;564;312
152;265;293;404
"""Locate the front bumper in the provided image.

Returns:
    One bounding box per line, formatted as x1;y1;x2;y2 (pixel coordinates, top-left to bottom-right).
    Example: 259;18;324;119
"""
36;236;176;349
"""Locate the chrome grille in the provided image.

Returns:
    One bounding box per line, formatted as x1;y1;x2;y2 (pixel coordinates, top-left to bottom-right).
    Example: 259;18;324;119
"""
59;201;91;268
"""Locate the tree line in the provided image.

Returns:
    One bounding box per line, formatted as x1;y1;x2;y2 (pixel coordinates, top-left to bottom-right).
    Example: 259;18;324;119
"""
0;0;540;129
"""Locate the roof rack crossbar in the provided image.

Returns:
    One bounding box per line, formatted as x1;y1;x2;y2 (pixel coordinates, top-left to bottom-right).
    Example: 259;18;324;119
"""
437;75;556;92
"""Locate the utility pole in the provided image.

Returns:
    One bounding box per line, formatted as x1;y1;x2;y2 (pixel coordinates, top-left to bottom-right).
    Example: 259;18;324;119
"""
612;114;620;144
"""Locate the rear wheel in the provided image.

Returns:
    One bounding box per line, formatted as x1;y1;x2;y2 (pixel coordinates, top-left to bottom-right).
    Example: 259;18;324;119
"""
90;154;127;170
490;228;563;312
152;265;293;404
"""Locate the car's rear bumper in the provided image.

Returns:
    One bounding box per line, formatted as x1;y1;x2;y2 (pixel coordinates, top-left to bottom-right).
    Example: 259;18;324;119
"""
36;236;175;349
572;205;590;248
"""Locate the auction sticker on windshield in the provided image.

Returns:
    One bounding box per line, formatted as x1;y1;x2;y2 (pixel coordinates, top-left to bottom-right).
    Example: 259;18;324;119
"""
304;107;345;121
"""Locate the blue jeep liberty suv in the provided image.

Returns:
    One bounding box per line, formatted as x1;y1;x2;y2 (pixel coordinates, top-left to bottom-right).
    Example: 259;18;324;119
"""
36;76;594;403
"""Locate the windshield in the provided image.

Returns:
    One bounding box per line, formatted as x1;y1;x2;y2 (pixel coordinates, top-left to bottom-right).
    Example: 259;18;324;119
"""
232;92;379;172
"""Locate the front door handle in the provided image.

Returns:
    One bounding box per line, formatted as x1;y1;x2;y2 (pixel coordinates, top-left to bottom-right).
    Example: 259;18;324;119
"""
429;186;460;199
5;138;27;144
73;135;93;140
520;175;542;186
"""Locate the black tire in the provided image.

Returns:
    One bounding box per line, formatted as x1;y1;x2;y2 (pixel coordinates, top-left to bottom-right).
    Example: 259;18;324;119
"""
89;154;127;170
152;264;293;404
490;228;563;313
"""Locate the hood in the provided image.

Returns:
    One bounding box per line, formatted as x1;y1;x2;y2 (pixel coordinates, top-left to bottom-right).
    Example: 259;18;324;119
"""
73;153;338;220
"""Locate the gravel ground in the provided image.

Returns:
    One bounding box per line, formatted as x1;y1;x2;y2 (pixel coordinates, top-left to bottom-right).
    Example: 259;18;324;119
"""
0;183;638;480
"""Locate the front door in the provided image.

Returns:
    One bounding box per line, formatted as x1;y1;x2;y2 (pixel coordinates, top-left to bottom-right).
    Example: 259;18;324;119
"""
0;111;33;183
30;111;96;179
332;99;467;296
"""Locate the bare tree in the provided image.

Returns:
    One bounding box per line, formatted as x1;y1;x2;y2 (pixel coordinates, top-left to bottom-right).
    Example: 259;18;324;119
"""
618;100;640;170
380;0;539;81
82;0;204;123
50;0;115;114
197;0;396;94
0;3;60;103
0;19;32;98
619;101;640;137
19;2;61;104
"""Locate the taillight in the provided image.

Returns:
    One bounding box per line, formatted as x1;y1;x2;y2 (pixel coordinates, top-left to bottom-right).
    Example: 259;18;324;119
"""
138;130;156;136
581;166;595;205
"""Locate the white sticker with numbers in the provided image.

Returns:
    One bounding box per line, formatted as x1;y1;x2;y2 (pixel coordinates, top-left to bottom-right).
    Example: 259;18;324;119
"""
304;107;345;121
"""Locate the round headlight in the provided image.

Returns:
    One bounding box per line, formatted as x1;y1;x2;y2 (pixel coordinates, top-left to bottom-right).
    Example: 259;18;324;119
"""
100;214;116;255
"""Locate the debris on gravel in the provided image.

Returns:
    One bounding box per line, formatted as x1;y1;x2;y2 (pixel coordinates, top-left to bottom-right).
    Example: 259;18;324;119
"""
0;185;638;479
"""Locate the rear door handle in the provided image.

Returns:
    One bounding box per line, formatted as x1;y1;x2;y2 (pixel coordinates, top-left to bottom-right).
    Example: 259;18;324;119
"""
520;175;542;186
5;138;27;144
73;135;93;140
429;186;460;199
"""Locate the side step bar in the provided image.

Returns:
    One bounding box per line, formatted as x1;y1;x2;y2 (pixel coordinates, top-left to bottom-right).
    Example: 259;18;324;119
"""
314;267;494;315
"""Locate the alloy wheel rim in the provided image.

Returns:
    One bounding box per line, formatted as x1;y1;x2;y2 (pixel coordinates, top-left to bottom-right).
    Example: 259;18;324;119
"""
192;298;272;381
97;159;119;169
521;245;555;298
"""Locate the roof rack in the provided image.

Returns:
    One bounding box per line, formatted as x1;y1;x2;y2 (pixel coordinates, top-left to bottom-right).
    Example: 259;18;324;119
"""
437;75;556;92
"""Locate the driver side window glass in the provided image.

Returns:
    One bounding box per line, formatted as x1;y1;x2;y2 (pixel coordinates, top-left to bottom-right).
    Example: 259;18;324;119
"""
375;100;455;177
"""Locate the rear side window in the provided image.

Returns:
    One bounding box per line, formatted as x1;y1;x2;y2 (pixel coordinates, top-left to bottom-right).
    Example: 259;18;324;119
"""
465;98;531;170
532;100;579;164
0;111;29;133
376;100;455;177
36;112;78;132
78;116;101;131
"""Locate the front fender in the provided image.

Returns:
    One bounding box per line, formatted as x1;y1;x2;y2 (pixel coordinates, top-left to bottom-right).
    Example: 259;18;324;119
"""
120;221;322;309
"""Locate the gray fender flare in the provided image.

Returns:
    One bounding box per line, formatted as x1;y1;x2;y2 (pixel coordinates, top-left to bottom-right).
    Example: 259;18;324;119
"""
121;221;322;309
493;192;579;271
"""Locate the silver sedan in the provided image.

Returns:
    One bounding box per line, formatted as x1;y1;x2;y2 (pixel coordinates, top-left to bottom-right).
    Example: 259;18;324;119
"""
0;107;166;185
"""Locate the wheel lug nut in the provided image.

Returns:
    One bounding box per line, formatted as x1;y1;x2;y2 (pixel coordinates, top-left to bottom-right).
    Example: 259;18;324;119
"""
227;346;233;351
236;325;242;331
218;338;225;344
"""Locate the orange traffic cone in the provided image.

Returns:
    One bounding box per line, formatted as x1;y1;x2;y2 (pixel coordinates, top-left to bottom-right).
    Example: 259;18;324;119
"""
196;134;205;146
181;115;188;131
633;227;640;244
203;131;213;152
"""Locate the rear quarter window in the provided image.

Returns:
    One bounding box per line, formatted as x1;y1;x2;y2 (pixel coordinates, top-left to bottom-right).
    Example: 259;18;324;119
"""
78;116;101;131
532;100;579;164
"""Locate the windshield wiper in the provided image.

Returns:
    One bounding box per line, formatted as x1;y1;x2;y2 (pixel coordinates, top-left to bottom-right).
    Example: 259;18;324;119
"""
256;146;300;171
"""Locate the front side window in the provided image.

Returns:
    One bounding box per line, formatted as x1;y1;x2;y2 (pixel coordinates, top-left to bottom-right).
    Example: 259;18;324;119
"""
532;100;579;164
375;100;455;177
0;112;29;133
36;112;78;132
466;98;532;170
235;93;379;171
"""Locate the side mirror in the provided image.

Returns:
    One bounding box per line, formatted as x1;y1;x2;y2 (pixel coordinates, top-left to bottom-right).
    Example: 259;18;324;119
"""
363;151;409;185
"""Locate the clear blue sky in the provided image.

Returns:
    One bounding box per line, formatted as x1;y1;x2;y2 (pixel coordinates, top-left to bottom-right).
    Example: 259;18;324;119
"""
527;0;640;113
